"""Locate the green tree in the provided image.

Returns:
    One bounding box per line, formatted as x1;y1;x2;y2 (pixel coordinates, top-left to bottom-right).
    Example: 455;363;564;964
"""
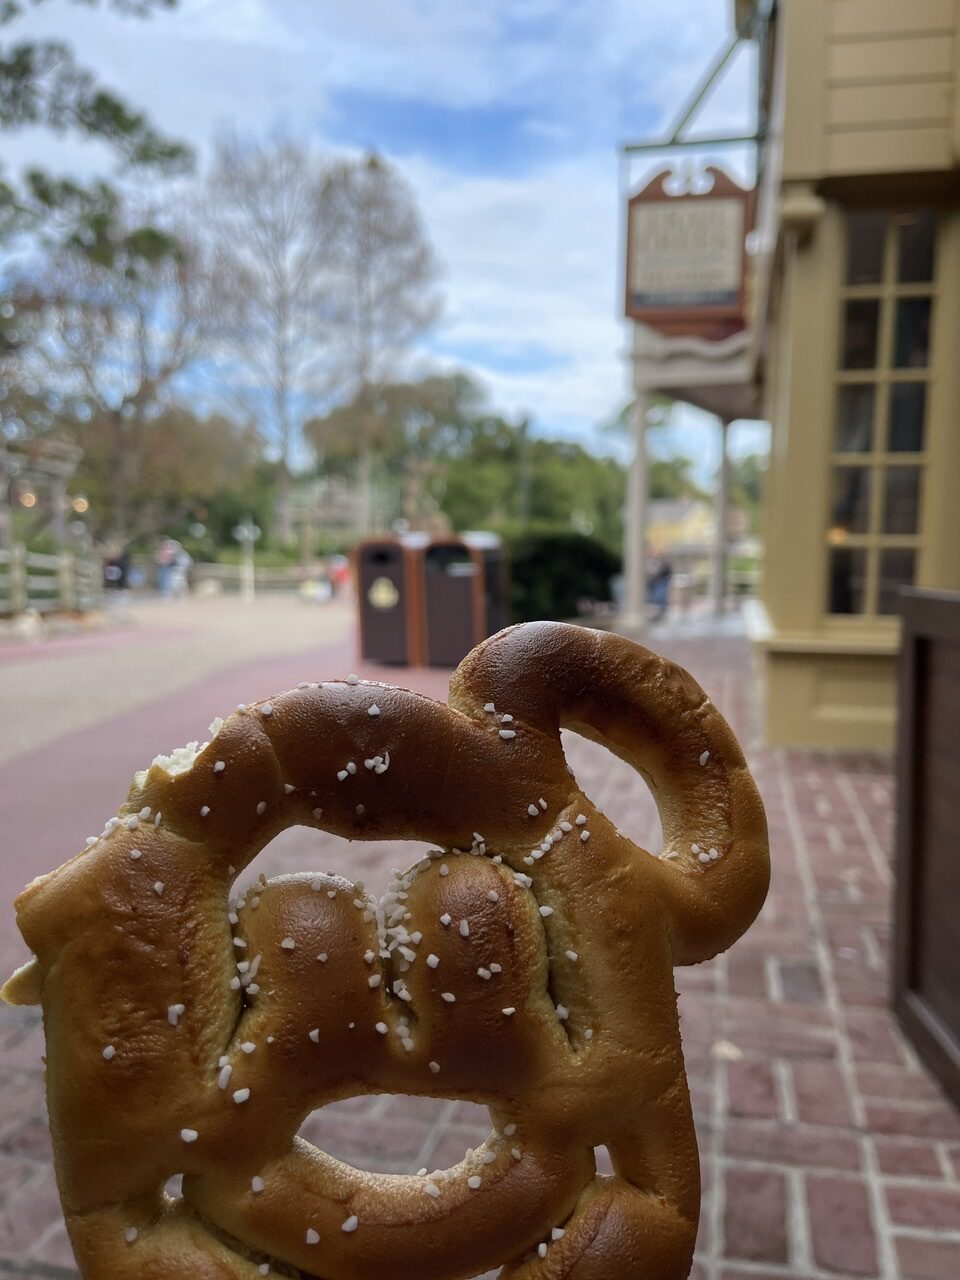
65;403;264;546
306;372;481;519
16;196;220;537
728;451;766;535
649;454;707;501
318;153;441;533
200;134;340;544
309;371;629;548
0;0;190;351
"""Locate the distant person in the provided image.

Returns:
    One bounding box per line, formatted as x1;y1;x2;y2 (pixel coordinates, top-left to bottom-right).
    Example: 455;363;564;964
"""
103;546;130;591
329;555;351;598
169;543;192;599
155;538;178;596
648;555;674;621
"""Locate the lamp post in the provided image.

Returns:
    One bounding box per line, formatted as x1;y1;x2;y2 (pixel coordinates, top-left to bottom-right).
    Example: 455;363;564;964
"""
233;518;261;604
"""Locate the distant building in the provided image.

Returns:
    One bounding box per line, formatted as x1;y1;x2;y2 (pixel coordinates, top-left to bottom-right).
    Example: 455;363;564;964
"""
648;498;715;552
288;476;397;549
647;498;753;590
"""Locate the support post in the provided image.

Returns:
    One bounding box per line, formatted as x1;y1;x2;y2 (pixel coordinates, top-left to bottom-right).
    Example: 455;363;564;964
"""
50;477;67;546
713;417;731;617
58;553;74;612
233;519;261;604
621;390;649;632
10;542;27;614
240;541;255;605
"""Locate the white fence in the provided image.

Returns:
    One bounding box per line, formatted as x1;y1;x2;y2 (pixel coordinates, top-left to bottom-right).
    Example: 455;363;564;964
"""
0;545;102;616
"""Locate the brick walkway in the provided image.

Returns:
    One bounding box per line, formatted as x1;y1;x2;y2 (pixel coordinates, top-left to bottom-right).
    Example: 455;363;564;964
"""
2;626;959;1279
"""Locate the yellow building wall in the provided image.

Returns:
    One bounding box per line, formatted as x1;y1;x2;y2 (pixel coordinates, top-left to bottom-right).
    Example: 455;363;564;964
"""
747;0;960;748
781;0;960;181
647;508;715;551
758;202;960;748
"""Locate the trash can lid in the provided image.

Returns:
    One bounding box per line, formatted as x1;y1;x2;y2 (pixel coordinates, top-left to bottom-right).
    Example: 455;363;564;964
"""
461;531;502;549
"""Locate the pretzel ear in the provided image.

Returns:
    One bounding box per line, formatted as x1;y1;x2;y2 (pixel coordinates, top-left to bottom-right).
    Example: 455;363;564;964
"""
449;622;769;966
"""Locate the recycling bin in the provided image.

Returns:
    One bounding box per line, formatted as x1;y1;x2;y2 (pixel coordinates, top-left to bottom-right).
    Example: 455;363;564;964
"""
421;533;511;667
355;538;425;666
467;531;511;638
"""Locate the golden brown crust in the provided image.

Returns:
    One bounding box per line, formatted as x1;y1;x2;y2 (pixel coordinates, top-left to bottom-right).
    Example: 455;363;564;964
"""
4;621;769;1279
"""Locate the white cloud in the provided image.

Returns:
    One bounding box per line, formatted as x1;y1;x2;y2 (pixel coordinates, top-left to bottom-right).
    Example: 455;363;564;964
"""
4;0;765;455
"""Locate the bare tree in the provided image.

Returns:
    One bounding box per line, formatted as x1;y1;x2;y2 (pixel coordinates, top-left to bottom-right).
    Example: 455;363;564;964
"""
320;153;441;533
201;134;336;543
17;200;219;538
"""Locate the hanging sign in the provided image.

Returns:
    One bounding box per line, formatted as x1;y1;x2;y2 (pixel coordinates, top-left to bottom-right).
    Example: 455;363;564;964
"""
625;165;752;339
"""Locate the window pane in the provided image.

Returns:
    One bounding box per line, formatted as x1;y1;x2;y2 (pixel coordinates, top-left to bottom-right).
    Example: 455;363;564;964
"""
846;212;886;285
841;299;880;369
888;383;926;452
897;211;936;283
893;296;931;368
831;467;872;535
878;548;916;615
828;547;868;615
882;466;922;534
835;384;874;452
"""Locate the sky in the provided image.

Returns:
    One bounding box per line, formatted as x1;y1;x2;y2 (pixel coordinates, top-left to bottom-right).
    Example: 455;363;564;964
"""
7;0;769;480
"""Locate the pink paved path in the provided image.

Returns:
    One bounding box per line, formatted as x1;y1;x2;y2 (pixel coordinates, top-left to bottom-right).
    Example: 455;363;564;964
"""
0;636;450;977
1;628;958;1279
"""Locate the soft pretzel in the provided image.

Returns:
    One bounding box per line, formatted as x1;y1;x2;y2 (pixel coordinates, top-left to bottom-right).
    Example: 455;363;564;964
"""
2;621;768;1280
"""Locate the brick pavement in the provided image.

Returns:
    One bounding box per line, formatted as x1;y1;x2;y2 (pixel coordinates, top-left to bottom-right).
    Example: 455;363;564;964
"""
1;625;959;1279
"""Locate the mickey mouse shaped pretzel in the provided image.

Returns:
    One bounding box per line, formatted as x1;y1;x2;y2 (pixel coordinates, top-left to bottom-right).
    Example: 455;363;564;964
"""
3;622;768;1280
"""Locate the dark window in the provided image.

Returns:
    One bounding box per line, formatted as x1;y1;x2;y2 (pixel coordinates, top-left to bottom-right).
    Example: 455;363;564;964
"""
828;547;868;614
841;299;880;369
835;384;875;453
846;212;886;285
896;211;936;284
893;296;932;369
882;466;922;535
831;467;872;535
878;548;916;614
888;383;926;453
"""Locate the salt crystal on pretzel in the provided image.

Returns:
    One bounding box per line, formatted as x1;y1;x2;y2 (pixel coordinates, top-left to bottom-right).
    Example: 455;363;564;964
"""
1;621;768;1280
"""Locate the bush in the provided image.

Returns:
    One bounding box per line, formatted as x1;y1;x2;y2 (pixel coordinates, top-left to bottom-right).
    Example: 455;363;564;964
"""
504;528;622;624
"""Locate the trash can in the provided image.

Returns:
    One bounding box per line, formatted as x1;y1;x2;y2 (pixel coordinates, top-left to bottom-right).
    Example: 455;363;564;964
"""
421;533;511;667
465;531;511;638
355;538;425;666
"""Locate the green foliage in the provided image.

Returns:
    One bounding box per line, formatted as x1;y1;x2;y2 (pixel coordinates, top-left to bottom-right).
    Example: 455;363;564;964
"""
437;421;625;551
649;454;708;501
504;528;622;624
309;373;628;552
53;405;266;548
0;2;187;168
214;533;351;566
306;373;482;475
201;461;280;550
214;544;302;569
600;393;673;442
728;452;766;535
0;0;190;352
10;508;60;554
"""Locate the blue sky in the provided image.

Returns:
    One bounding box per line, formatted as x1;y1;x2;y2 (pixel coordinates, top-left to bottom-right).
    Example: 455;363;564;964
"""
8;0;769;480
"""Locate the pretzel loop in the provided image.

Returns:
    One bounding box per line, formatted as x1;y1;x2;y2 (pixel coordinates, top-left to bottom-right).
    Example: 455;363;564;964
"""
3;622;768;1280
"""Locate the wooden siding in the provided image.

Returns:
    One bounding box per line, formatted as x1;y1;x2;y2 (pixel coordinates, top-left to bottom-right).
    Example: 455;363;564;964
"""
827;36;952;87
829;0;954;39
826;127;954;174
822;0;959;177
827;82;953;128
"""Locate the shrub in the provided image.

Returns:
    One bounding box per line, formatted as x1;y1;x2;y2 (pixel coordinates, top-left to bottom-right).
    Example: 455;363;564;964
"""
504;528;622;623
